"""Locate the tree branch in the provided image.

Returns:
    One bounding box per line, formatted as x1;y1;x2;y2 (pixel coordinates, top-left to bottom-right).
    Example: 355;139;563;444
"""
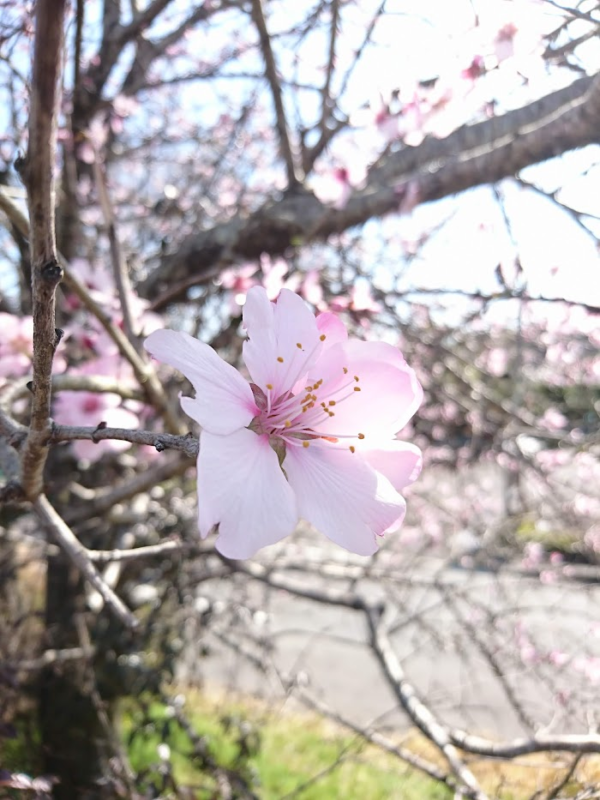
367;606;489;800
251;0;298;187
142;73;600;306
33;494;139;629
92;156;137;346
0;186;181;432
50;424;198;456
18;0;68;500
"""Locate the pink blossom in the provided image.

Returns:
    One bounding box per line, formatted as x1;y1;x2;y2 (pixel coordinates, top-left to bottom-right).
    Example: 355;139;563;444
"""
0;313;66;382
300;270;324;309
53;389;139;462
145;287;422;559
0;314;34;379
540;407;569;431
52;356;140;461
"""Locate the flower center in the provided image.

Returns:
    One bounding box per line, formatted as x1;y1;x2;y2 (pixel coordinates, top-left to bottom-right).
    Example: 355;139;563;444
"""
250;341;365;455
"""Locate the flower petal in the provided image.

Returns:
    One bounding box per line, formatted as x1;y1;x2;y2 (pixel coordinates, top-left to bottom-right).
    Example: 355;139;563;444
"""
361;441;422;492
145;329;257;435
197;428;298;559
243;287;322;398
309;340;422;438
316;312;347;348
283;445;406;556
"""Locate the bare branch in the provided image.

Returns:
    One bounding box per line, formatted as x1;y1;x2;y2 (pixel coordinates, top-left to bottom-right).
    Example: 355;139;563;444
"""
320;0;339;131
33;494;139;629
367;606;489;800
142;73;600;305
65;454;190;524
18;0;68;500
251;0;299;187
449;730;600;758
92;156;137;346
299;690;463;795
86;537;186;563
50;424;198;456
0;185;181;431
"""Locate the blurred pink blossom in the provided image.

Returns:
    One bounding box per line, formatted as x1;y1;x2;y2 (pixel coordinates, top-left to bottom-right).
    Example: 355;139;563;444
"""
539;407;569;431
53;356;140;462
0;313;66;383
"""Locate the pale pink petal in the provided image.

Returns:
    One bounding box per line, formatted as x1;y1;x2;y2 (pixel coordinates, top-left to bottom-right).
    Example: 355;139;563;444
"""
361;441;422;492
243;287;322;397
197;428;298;559
145;329;257;435
310;341;422;437
316;312;347;348
283;445;406;556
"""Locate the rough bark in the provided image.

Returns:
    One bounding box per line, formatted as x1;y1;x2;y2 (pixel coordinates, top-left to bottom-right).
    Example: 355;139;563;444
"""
142;73;600;308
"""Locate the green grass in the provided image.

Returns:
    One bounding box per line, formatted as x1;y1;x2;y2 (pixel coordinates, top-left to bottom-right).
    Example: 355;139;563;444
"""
119;688;600;799
120;691;452;799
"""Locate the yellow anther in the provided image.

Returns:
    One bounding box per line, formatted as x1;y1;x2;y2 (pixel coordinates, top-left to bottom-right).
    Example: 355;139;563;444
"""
353;386;361;392
354;375;360;382
320;334;326;341
343;367;348;374
277;356;284;363
328;400;336;406
284;420;291;428
305;385;313;391
311;394;317;401
349;445;355;454
296;342;302;349
266;383;273;390
302;440;310;448
358;433;365;440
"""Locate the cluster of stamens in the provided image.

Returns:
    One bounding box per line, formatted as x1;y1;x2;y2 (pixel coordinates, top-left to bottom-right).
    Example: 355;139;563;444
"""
256;334;365;454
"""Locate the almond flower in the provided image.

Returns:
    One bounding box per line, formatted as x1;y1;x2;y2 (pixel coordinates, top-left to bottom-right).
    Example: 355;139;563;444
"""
144;287;422;559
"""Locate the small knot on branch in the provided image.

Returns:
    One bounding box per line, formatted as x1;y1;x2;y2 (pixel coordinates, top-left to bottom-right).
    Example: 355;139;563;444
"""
91;421;107;443
41;258;63;285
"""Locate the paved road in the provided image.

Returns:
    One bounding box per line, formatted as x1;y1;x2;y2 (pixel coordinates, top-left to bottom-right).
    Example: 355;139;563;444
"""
179;550;600;740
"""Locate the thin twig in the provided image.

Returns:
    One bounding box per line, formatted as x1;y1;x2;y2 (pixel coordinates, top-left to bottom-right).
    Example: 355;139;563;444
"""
33;494;139;629
50;424;198;455
87;537;186;563
367;605;489;800
92;155;137;345
299;690;461;793
65;453;190;524
251;0;298;186
0;185;181;432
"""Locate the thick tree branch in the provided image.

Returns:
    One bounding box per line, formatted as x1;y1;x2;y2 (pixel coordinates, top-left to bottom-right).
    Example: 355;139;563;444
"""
142;73;600;306
19;0;68;500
